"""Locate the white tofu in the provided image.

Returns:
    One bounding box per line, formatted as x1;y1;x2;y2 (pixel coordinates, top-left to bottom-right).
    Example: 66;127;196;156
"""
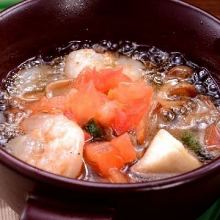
132;129;201;174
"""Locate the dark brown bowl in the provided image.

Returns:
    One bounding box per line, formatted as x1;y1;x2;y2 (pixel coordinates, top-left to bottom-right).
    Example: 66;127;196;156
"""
0;0;220;219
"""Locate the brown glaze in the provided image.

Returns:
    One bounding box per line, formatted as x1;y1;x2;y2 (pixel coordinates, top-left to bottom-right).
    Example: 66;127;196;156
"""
0;0;220;219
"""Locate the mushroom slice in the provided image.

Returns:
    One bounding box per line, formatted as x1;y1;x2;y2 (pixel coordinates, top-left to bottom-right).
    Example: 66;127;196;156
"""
167;66;193;79
158;99;187;109
19;91;45;102
132;129;201;174
169;82;197;98
159;82;197;99
46;79;73;98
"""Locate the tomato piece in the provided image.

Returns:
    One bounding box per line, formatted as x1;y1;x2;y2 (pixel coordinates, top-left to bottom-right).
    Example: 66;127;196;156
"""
66;82;108;125
205;124;220;147
124;100;149;127
108;168;128;183
95;101;121;126
111;133;136;163
111;110;130;135
84;142;124;177
135;114;148;144
27;83;108;126
108;81;152;104
95;100;134;135
96;68;131;93
74;68;131;93
108;82;153;135
95;99;136;136
74;68;94;89
84;133;136;178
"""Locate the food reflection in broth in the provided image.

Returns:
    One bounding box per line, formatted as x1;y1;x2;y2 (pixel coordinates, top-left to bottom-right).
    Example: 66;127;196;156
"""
1;40;220;183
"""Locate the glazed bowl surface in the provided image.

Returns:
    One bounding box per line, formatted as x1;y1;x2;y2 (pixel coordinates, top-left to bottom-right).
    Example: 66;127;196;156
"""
0;0;220;219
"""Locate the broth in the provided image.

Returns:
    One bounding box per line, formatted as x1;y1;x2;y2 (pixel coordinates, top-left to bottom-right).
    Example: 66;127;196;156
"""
1;40;220;183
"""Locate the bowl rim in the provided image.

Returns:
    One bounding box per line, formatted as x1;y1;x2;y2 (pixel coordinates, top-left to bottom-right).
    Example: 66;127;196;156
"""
0;0;220;192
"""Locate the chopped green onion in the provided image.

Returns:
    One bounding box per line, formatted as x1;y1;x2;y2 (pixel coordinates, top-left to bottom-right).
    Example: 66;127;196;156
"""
181;131;201;154
84;119;104;139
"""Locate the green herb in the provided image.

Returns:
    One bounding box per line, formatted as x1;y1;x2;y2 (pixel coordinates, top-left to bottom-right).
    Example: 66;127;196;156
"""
84;119;104;139
181;131;201;154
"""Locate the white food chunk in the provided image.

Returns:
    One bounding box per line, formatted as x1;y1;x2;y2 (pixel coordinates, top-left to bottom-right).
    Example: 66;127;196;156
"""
64;49;115;78
64;49;144;80
132;129;201;174
7;114;84;178
117;56;144;81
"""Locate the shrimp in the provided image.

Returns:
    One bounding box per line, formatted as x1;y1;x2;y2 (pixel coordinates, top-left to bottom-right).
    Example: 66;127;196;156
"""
6;114;85;178
64;49;144;81
64;49;116;79
116;55;145;81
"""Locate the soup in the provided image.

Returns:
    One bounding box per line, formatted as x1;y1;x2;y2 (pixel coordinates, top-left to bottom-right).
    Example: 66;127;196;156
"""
1;40;220;183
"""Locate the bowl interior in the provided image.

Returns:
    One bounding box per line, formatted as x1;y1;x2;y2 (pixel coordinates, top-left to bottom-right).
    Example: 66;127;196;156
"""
0;0;220;189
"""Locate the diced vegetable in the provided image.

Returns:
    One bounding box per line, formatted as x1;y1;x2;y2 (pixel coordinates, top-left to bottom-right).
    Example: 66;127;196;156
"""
135;115;148;144
108;81;152;104
66;82;108;125
27;68;153;135
111;133;136;162
84;119;104;139
110;109;131;135
108;168;128;183
84;133;136;178
181;131;201;154
29;82;108;125
84;142;124;177
205;124;220;147
132;129;201;174
181;131;214;160
108;82;153;135
95;101;120;126
74;68;131;93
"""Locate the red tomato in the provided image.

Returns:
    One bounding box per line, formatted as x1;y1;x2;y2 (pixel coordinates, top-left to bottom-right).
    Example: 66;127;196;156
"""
66;82;108;125
84;133;136;178
111;110;130;135
27;68;153;136
111;133;136;163
108;82;153;135
135;114;148;144
95;100;120;126
108;81;152;104
205;124;220;147
84;142;124;177
74;68;131;93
